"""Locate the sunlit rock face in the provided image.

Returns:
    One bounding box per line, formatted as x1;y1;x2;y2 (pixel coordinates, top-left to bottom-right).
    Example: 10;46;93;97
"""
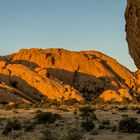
99;89;132;103
3;48;136;103
0;57;83;102
125;0;140;69
6;48;135;89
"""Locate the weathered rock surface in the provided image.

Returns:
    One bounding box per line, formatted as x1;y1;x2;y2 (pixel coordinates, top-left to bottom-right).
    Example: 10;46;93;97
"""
0;84;30;104
100;88;132;102
125;0;140;68
99;90;123;102
7;48;136;89
0;83;34;103
0;58;83;103
2;48;137;102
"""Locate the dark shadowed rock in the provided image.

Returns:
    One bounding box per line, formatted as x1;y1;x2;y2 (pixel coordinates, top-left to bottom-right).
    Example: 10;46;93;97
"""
125;0;140;68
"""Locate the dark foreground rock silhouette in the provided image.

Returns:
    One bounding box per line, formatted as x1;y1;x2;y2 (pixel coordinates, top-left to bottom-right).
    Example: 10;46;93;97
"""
125;0;140;69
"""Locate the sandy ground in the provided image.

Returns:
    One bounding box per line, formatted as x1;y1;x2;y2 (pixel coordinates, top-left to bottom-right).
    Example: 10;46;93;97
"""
0;106;139;140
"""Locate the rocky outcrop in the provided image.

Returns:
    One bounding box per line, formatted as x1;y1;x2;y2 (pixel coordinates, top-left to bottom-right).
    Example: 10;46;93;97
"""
99;90;123;102
0;83;35;103
0;58;83;103
0;83;30;104
99;89;132;102
2;48;137;102
7;48;136;90
125;0;140;68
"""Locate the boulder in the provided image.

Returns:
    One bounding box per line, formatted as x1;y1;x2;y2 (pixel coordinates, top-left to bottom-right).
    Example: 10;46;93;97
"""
99;90;123;102
100;88;133;103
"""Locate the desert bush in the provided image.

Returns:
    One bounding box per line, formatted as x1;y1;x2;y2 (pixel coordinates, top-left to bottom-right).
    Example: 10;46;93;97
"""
7;119;21;130
73;109;78;116
64;128;82;140
79;106;97;121
11;131;22;139
83;92;93;102
37;99;61;108
121;114;129;117
98;124;105;130
34;111;61;125
79;106;97;132
64;99;78;106
23;120;35;132
81;121;95;131
99;118;111;130
119;117;140;133
118;106;128;111
40;129;55;140
111;125;117;132
136;109;140;114
2;124;12;135
101;118;110;125
15;103;31;109
31;103;39;108
47;99;60;107
2;119;21;135
89;129;99;135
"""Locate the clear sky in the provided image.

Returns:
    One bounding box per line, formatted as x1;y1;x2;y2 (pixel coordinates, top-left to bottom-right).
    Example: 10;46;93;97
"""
0;0;137;71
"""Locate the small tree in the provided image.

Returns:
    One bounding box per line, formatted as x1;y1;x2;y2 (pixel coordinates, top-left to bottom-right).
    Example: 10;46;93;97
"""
79;106;97;131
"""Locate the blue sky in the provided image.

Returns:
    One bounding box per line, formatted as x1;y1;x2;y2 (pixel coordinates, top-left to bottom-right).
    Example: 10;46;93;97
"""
0;0;137;71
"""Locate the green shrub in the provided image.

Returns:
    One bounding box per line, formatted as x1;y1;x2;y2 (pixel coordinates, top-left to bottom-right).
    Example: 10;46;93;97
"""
99;118;111;130
119;117;140;133
2;119;21;135
34;111;61;125
79;106;96;132
2;124;12;135
23;120;35;132
111;125;117;132
79;106;97;121
7;119;21;130
81;121;95;131
101;118;110;125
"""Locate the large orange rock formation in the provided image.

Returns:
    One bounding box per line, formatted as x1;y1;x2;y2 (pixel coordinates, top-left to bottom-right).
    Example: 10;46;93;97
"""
0;56;83;103
0;48;137;103
7;48;136;87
